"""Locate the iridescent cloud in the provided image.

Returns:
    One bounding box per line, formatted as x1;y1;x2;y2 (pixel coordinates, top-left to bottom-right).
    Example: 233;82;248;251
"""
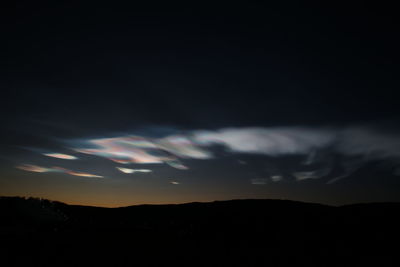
157;135;211;159
43;153;78;160
75;136;170;164
16;164;53;173
16;164;103;178
28;125;400;183
74;135;209;169
116;167;152;174
65;170;103;178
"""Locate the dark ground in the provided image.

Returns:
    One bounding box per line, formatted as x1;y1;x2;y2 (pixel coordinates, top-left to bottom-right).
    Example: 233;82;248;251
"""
0;196;399;266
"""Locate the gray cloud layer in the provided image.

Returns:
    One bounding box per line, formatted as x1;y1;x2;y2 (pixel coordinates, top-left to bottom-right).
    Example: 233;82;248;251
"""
193;127;400;161
193;127;335;156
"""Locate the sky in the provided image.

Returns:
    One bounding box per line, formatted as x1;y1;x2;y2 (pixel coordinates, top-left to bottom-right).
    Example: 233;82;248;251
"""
1;2;400;207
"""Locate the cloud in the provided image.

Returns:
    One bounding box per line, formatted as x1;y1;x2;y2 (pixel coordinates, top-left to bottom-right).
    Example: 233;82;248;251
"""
270;175;283;182
20;125;400;183
192;127;335;156
116;167;152;174
63;169;102;178
71;128;337;171
75;137;166;164
16;164;103;178
164;159;189;170
157;135;211;159
74;136;201;169
192;127;400;162
251;178;268;185
293;167;332;181
43;153;78;160
16;164;52;173
337;128;400;160
293;171;321;181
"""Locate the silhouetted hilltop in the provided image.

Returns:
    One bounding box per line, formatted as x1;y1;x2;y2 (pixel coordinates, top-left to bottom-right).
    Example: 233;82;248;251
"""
0;197;66;232
1;196;399;266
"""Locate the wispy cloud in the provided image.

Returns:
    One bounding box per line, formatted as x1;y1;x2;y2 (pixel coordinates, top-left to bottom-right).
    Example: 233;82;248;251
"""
337;127;400;160
193;127;335;156
251;178;268;185
116;167;152;174
16;164;103;178
193;127;400;161
74;136;193;169
53;167;104;178
270;175;283;182
16;164;52;173
43;153;78;160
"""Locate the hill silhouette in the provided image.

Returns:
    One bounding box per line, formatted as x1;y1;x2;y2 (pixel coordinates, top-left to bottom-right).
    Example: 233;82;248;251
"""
1;196;399;266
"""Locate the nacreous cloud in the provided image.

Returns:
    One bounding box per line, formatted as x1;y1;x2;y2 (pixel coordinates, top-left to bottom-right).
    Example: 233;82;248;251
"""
43;153;78;160
74;135;210;169
116;167;152;174
193;127;335;156
16;164;53;173
16;164;103;178
72;127;400;169
49;125;400;183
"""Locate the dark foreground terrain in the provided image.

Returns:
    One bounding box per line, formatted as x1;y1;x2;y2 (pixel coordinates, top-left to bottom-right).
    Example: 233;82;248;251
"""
0;197;399;266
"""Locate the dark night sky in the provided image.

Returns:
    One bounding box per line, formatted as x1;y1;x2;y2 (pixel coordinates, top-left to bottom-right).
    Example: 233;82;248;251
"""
1;2;399;206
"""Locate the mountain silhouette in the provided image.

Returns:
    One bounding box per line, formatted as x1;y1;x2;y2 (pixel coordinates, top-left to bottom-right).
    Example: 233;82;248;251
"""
1;196;399;266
